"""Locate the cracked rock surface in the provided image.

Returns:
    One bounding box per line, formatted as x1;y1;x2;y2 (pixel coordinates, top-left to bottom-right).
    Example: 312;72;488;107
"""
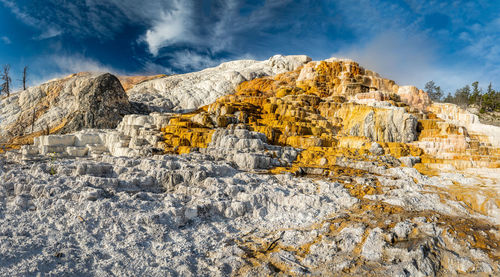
0;150;497;276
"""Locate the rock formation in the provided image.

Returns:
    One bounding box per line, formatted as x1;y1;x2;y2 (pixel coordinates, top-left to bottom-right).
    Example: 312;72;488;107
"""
117;74;166;91
0;55;499;276
127;55;312;112
0;72;133;146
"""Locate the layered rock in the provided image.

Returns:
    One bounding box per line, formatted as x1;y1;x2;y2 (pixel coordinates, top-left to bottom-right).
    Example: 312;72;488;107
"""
22;113;170;158
295;58;431;111
158;59;422;163
117;74;166;91
336;103;418;143
397;85;432;111
151;57;500;225
200;128;300;170
429;102;500;147
407;103;500;170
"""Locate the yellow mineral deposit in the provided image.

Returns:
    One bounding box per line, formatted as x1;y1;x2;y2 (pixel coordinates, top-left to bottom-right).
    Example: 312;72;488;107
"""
160;59;431;162
159;59;500;222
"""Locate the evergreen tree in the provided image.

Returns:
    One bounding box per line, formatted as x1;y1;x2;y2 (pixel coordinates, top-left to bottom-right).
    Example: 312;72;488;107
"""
455;85;471;107
481;83;499;112
469;81;481;105
424;80;443;101
435;86;443;101
443;93;454;103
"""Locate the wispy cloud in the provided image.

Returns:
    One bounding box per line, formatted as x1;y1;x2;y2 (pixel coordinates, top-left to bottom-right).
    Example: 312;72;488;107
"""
50;55;117;74
0;36;11;44
459;18;500;65
29;54;119;86
332;30;437;86
139;0;310;69
166;50;226;72
142;0;289;56
1;0;321;72
2;0;499;90
0;0;62;40
330;0;500;91
141;61;174;75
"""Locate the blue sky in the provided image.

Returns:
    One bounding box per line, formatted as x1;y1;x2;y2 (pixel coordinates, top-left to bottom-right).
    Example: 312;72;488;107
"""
0;0;499;94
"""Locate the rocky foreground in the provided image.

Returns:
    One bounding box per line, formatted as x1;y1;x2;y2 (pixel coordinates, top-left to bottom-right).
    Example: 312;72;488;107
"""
0;55;499;276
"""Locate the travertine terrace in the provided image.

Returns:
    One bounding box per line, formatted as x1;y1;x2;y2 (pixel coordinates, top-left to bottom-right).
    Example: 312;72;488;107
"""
0;55;498;276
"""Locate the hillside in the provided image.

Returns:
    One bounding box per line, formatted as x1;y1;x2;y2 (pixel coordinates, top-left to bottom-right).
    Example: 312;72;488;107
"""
0;56;498;276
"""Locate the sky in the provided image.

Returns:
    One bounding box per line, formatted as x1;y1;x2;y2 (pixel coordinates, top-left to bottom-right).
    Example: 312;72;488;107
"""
0;0;499;94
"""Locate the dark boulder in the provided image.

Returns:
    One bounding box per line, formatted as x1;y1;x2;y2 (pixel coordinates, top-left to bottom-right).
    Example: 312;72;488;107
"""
60;73;133;133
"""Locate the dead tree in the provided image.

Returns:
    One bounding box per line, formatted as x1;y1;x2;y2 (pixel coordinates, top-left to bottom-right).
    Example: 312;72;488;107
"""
1;64;12;97
22;66;28;90
32;108;37;133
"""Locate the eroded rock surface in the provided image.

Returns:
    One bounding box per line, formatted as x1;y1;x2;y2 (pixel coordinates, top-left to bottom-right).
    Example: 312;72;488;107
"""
0;73;133;145
0;148;497;276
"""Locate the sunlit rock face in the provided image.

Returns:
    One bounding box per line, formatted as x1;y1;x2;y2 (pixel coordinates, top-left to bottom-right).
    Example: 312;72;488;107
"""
295;58;431;111
429;102;500;147
126;55;312;112
0;72;132;145
117;74;166;91
1;56;499;276
153;57;499;173
411;103;500;172
154;57;500;225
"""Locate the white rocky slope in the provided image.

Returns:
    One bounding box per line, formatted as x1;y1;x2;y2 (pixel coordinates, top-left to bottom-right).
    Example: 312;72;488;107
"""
1;125;499;276
127;55;311;112
429;102;500;147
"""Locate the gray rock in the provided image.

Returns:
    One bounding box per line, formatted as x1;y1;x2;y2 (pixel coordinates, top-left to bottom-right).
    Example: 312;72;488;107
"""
393;221;413;239
399;156;421;167
344;107;418;143
361;227;386;261
59;73;132;133
370;142;385;155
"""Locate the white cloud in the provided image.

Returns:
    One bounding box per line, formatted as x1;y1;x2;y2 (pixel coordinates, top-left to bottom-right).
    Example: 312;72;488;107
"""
3;0;499;90
459;19;500;67
141;0;299;56
331;29;497;93
50;55;116;74
35;28;62;40
0;36;11;44
29;55;119;86
167;50;226;72
330;0;500;92
144;1;194;56
2;0;312;71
